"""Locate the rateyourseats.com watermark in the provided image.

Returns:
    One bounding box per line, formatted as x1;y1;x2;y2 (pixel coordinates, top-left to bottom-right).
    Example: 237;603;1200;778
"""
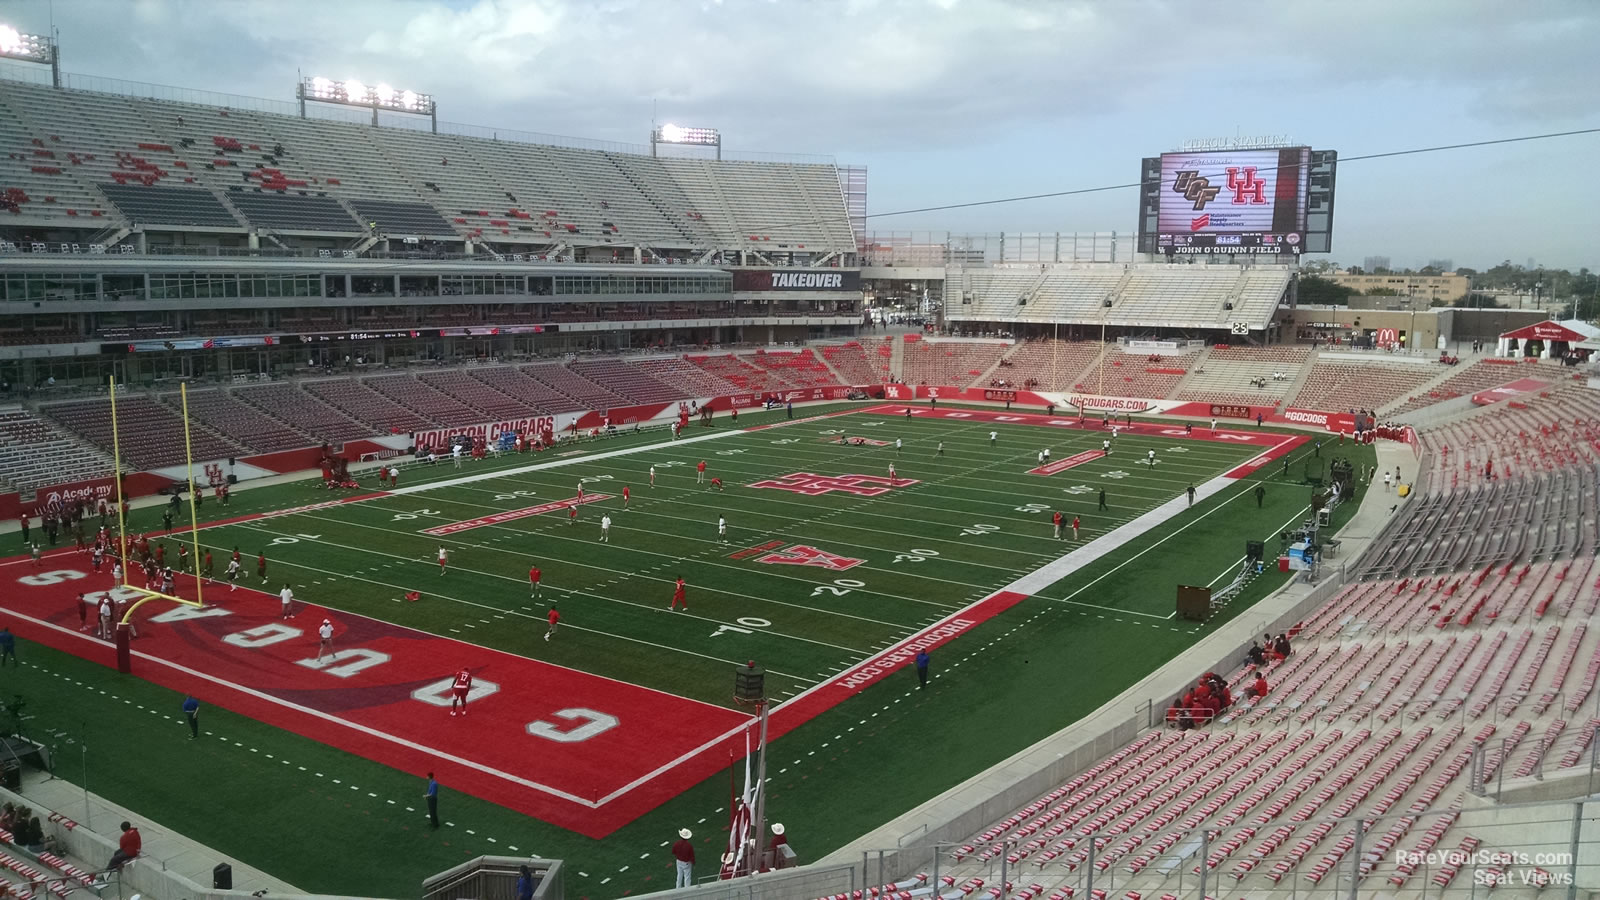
1397;849;1574;886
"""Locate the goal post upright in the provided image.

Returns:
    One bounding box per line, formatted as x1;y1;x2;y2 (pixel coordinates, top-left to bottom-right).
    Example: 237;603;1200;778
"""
108;373;132;586
180;382;205;611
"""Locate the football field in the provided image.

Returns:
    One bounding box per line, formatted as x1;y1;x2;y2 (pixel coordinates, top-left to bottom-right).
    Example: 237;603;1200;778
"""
2;401;1368;894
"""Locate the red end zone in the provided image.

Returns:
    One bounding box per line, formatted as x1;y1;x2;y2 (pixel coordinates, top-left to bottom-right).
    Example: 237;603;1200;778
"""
4;549;1029;837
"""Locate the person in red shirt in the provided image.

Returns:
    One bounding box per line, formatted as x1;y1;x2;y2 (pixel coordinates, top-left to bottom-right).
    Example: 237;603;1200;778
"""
529;565;542;598
672;828;696;888
710;476;723;492
1251;674;1269;699
1071;516;1080;540
622;485;630;509
545;606;559;642
696;460;706;483
257;551;268;584
450;668;472;716
107;821;141;871
1052;511;1063;540
670;576;687;610
568;504;578;526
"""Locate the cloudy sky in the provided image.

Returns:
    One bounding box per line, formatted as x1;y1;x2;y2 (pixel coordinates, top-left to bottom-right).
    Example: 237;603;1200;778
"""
8;0;1598;270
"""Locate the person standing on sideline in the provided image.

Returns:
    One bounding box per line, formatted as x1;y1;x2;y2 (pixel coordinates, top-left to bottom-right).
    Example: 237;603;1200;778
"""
182;695;199;739
1071;515;1080;540
1255;484;1266;507
672;828;696;888
545;606;559;641
785;400;793;419
515;865;534;900
599;513;612;542
1187;484;1196;507
438;546;449;575
622;484;630;509
18;513;28;545
424;773;439;828
317;618;335;661
915;649;930;688
99;596;113;640
1052;510;1063;540
0;627;15;667
529;564;542;598
279;583;295;619
696;460;706;483
258;551;268;584
649;465;656;488
717;515;727;543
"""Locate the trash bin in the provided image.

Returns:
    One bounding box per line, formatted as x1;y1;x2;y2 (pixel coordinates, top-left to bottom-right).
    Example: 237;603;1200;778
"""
213;862;233;890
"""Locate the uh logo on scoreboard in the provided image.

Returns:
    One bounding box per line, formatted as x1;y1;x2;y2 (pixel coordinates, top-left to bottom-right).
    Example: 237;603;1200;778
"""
1173;166;1269;231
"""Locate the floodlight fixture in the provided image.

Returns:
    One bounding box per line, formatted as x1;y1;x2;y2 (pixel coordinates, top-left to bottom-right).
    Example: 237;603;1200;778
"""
297;74;437;131
0;24;59;85
651;123;722;160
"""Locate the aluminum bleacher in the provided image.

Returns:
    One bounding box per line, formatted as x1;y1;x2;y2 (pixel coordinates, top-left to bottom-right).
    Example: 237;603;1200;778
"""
468;366;584;414
1072;348;1197;401
364;373;484;427
1389;359;1560;417
989;340;1104;392
417;369;529;420
739;349;836;388
521;363;630;410
685;354;788;394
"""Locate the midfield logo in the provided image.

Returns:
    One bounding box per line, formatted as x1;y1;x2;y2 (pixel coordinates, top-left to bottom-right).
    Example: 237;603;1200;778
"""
1172;170;1220;210
755;544;863;571
748;472;919;497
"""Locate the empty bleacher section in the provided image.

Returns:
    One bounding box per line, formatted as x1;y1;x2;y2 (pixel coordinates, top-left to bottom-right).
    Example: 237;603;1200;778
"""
899;340;1009;387
1175;345;1310;409
234;382;371;445
991;340;1105;391
947;264;1293;329
42;394;241;469
931;536;1600;897
1073;348;1197;400
467;366;584;414
224;190;359;233
364;373;487;427
166;388;310;455
416;370;529;420
1389;359;1551;417
685;354;788;394
96;183;240;227
1291;358;1440;414
740;349;835;387
348;198;455;236
568;359;688;404
0;407;113;491
817;342;886;385
302;377;436;434
0;78;855;252
631;357;741;398
523;363;631;410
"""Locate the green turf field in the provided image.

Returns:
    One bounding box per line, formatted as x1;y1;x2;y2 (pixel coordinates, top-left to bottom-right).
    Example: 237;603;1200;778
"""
8;402;1375;897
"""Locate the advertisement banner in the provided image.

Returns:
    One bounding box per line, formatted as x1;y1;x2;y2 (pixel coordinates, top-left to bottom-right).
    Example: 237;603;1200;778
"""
1068;394;1155;412
730;269;861;292
413;415;556;451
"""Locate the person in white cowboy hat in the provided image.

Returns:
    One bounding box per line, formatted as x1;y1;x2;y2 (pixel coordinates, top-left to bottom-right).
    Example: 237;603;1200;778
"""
317;618;334;662
770;823;789;868
672;828;696;888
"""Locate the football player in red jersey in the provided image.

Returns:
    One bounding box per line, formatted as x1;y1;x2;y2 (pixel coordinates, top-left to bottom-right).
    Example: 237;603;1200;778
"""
670;576;687;610
450;668;472;716
529;564;542;598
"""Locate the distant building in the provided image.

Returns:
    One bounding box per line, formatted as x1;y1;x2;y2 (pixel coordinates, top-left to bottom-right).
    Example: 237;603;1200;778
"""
1327;271;1469;306
1362;255;1391;273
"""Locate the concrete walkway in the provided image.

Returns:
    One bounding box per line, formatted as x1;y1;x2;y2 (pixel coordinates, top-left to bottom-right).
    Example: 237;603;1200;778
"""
8;766;302;895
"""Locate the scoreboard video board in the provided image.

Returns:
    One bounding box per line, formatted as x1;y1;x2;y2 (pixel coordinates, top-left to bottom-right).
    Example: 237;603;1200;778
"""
1136;146;1337;256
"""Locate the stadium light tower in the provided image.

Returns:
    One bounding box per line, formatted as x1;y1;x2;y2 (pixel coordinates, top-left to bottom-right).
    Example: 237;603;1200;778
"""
297;75;438;132
0;24;60;87
652;123;721;160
